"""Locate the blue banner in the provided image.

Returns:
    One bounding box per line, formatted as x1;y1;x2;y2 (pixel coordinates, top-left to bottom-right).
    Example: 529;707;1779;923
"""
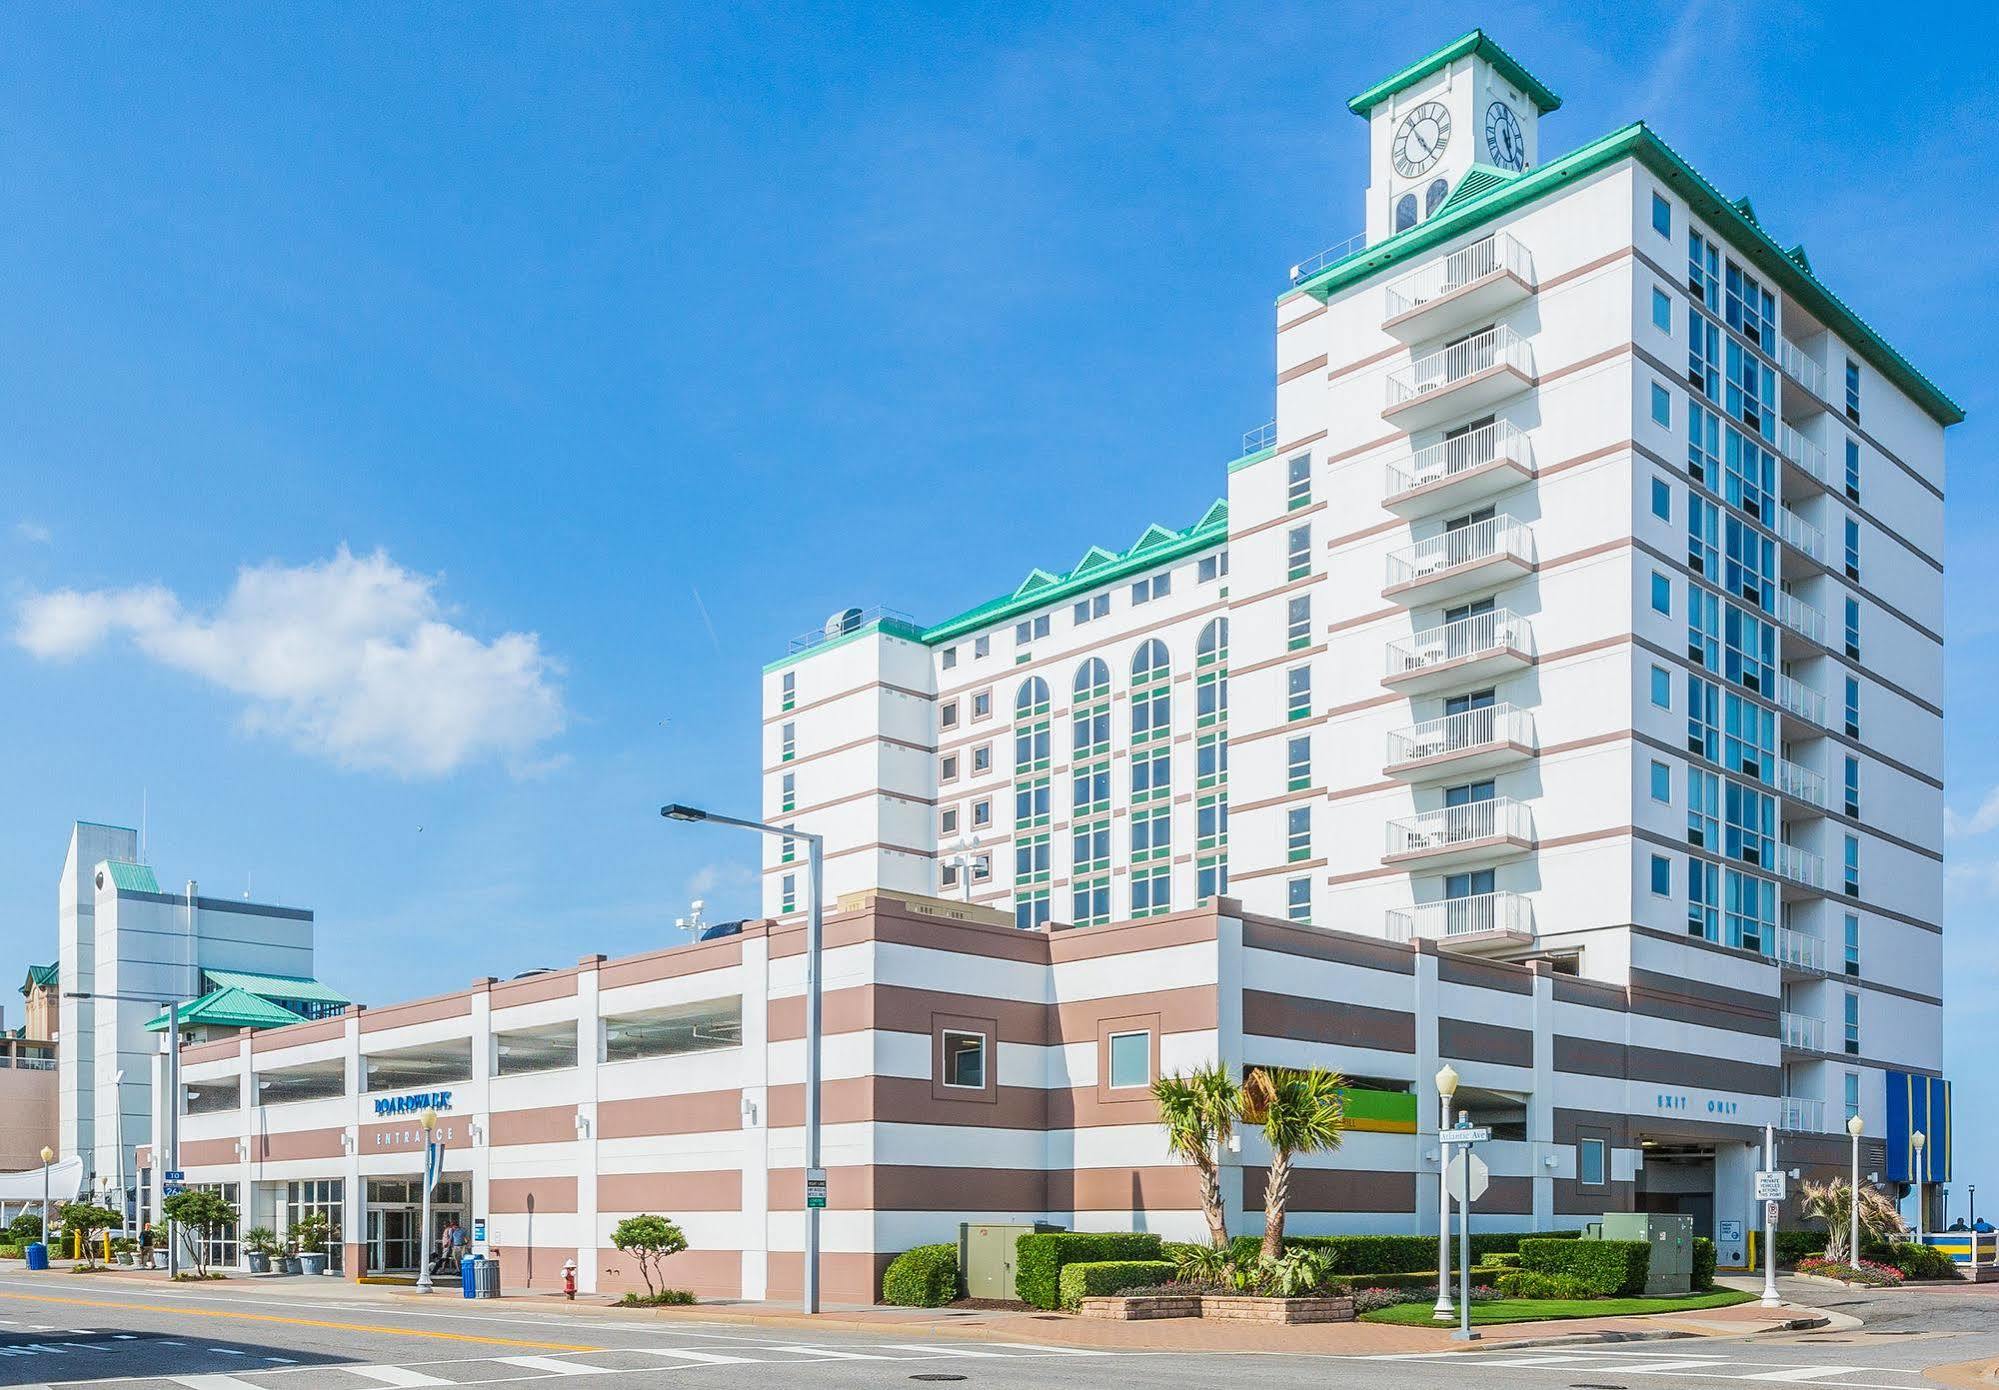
1884;1071;1949;1184
423;1138;443;1193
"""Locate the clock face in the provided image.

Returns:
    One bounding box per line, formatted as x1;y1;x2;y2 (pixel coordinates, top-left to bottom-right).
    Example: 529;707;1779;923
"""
1392;102;1452;179
1484;101;1525;171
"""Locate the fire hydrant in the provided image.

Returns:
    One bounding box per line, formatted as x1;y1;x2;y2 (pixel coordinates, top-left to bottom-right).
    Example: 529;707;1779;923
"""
562;1259;577;1301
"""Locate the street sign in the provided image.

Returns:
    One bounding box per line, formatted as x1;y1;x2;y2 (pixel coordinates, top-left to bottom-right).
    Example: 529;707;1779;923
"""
1754;1169;1787;1200
1445;1151;1489;1204
1765;1199;1781;1225
1438;1126;1492;1145
162;1183;185;1197
804;1167;828;1210
1719;1219;1744;1244
164;1170;185;1182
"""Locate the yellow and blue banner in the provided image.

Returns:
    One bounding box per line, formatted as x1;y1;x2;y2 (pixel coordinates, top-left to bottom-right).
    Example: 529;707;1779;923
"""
1884;1070;1949;1184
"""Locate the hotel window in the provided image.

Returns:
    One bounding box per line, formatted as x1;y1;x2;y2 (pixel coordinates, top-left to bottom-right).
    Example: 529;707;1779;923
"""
973;743;993;774
1652;191;1672;238
974;635;990;659
1287;736;1311;791
780;874;797;913
1650;760;1672;804
1015;890;1051;933
1843;755;1860;817
1131;572;1170;605
1197;857;1227;901
941;753;959;782
1288;524;1312;580
1651;286;1672;334
1073;821;1111;875
1843;518;1860;582
1287;453;1312;510
1197;616;1229;668
1074;656;1111;702
1724;781;1774;867
942;1031;986;1089
1651;476;1671;522
1687;229;1719;311
1844;597;1861;660
1015;614;1050;645
1196;793;1228;851
1687;675;1719;761
1287;596;1311;650
1073;702;1110;758
1651;572;1671;616
1687;494;1718;576
1073;880;1110;927
1689;310;1721;401
1689;587;1720;671
1286;876;1311;923
1687;858;1719;940
972;798;993;829
940;806;958;836
1724;514;1774;608
1843;833;1860;896
780;834;795;865
1723;600;1776;693
1844;358;1861;423
940;863;959;890
1131;641;1171;742
1579;1137;1608;1187
1131;804;1170;861
1651;381;1672;428
1687;768;1720;849
1131;747;1171;803
1287;664;1312;721
1687;402;1720;492
1395;193;1417;232
1015;778;1051;827
942;646;958;670
780;670;796;711
1724;868;1774;954
1287;807;1311;862
1107;1030;1151;1090
1650;853;1671;896
1843;992;1860;1055
1843;1071;1860;1121
973;689;992;719
1651;664;1672;710
780;722;796;761
1844;438;1861;502
780;772;796;813
1073;592;1110;624
1198;550;1230;583
941;700;959;730
1844;676;1860;738
971;852;992;883
1843;913;1861;976
1131;864;1170;918
1073;762;1110;815
1015;833;1051;884
1725;341;1776;440
1724;260;1775;348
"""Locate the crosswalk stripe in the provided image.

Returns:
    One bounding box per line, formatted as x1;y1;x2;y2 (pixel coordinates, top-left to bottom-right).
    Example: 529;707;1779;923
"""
337;1367;455;1387
879;1344;1010;1358
1599;1360;1747;1374
1484;1356;1603;1366
627;1348;757;1365
763;1345;898;1360
170;1377;269;1390
981;1342;1110;1356
495;1355;609;1375
1739;1369;1869;1383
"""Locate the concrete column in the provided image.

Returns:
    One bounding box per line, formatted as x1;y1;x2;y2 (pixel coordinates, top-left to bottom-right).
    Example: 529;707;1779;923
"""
1215;909;1247;1242
340;1008;364;1279
1529;963;1555;1231
1411;940;1442;1238
575;957;602;1295
739;934;771;1300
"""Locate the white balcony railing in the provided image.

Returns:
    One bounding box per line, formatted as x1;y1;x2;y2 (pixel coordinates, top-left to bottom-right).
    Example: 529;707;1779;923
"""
1779;757;1828;808
1781;1010;1827;1053
1775;926;1827;974
1385;797;1533;857
1384;890;1534;943
1780;422;1827;484
1386;703;1535;767
1385;515;1534;589
1385;608;1532;679
1776;673;1828;728
1773;842;1827;890
1384;420;1531;498
1384;234;1534;319
1777;506;1825;563
1385;326;1532;409
1779;1095;1827;1134
1776;590;1826;644
1780;338;1826;399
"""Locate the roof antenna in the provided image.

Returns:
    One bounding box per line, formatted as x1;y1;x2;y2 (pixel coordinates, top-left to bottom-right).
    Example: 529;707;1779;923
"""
140;788;148;863
674;898;708;944
244;871;253;901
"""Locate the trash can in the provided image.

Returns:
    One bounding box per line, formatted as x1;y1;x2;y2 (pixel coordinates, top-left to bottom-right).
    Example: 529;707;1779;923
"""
476;1258;501;1299
460;1255;480;1299
24;1242;48;1271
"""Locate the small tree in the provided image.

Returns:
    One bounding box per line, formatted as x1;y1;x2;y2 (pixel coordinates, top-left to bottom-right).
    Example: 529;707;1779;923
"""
611;1214;688;1297
58;1202;123;1269
162;1188;239;1278
1800;1178;1905;1262
1150;1063;1243;1249
292;1210;331;1254
1241;1066;1346;1261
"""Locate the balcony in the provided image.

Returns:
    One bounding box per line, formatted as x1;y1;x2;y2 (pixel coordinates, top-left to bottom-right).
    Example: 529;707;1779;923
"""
1384;891;1536;955
1383;515;1534;604
1775;926;1829;977
1776;673;1828;734
1383;420;1534;516
1779;1095;1827;1134
1781;1010;1828;1054
1383;797;1535;871
1383;608;1535;694
1383;326;1535;433
1779;338;1827;418
1385;703;1537;781
1777;505;1824;567
1776;590;1826;652
1773;841;1827;895
1381;234;1536;344
1779;422;1829;493
1778;757;1828;812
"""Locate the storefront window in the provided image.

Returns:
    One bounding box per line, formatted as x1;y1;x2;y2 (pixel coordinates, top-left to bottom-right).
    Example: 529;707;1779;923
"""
286;1179;345;1273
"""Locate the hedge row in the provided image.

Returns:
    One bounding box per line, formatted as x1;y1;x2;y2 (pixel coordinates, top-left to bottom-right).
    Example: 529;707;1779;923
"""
1888;1242;1958;1280
1057;1260;1178;1308
1497;1269;1597;1299
0;1244;22;1261
1334;1265;1508;1291
1519;1238;1650;1296
1016;1232;1164;1310
1223;1231;1579;1276
880;1244;959;1307
1692;1236;1716;1290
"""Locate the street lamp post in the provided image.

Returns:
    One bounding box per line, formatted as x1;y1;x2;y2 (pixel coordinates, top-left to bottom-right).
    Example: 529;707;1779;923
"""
1911;1130;1927;1244
416;1109;438;1293
1432;1064;1459;1321
39;1146;54;1255
1847;1113;1864;1266
662;803;825;1315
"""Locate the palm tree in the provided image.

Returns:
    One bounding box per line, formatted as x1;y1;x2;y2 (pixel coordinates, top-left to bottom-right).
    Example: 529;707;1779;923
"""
1150;1063;1242;1249
1799;1177;1905;1262
1242;1066;1346;1262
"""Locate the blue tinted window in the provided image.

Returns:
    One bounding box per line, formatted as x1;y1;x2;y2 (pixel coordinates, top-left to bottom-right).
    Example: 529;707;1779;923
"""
1651;665;1672;709
1650;854;1672;895
1651;382;1672;427
1651;572;1671;615
1652;192;1671;237
1652;287;1672;332
1652;477;1671;521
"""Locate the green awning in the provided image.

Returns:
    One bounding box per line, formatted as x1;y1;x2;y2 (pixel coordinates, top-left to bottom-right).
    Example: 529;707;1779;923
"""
200;969;349;1007
144;986;306;1033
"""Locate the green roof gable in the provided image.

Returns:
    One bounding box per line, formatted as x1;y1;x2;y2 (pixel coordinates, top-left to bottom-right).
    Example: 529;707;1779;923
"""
104;861;161;894
22;963;57;996
1284;121;1962;427
1348;30;1561;117
200;969;350;1007
144;986;307;1033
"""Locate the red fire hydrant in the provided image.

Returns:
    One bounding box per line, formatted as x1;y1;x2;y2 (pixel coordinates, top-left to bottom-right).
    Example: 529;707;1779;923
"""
562;1259;577;1301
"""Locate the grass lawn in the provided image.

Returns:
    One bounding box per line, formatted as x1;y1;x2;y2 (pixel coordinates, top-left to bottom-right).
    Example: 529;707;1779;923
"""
1361;1288;1755;1327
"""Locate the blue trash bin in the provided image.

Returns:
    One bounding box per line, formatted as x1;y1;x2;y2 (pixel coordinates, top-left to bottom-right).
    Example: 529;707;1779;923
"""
461;1254;480;1299
24;1242;48;1271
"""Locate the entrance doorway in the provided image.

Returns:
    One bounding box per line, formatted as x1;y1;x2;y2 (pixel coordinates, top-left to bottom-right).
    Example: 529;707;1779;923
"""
363;1179;465;1275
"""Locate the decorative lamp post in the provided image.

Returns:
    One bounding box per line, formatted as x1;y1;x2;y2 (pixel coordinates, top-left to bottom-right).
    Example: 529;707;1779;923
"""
39;1146;54;1257
1432;1064;1459;1320
1846;1113;1864;1266
416;1110;438;1293
1911;1130;1927;1244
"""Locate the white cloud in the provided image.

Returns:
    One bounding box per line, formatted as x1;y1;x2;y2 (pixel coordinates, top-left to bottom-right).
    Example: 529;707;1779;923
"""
12;520;52;544
13;547;564;777
1944;785;1999;839
688;861;756;899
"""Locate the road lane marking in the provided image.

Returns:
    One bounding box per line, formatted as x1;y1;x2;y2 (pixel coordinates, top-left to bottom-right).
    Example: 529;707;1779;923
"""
169;1377;268;1390
1740;1370;1877;1383
0;1292;601;1353
762;1346;898;1360
627;1349;756;1365
880;1344;1011;1358
334;1369;453;1387
496;1355;609;1375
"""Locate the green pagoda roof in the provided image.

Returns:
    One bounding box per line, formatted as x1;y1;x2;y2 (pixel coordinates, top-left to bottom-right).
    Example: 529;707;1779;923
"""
200;969;349;1007
21;963;57;996
144;986;308;1033
1347;30;1561;117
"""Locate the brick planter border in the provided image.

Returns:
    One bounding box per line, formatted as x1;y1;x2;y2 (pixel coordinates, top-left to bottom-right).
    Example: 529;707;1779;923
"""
1200;1293;1355;1323
1079;1293;1203;1320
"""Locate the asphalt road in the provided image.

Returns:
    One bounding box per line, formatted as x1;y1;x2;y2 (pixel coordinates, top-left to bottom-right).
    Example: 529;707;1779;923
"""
0;1274;1993;1389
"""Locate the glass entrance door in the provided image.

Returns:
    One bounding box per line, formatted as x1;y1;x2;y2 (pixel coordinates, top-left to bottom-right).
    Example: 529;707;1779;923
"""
367;1207;420;1274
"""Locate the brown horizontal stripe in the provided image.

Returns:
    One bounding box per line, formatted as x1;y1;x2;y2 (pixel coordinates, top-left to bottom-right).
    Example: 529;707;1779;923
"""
488;1103;579;1147
359;993;473;1033
1439;1017;1532;1068
598;1168;740;1213
598;1088;743;1140
1278;353;1329;384
1243;988;1414;1053
1244;1165;1414;1214
1438;953;1534;996
1242;916;1415;974
489;1175;576;1213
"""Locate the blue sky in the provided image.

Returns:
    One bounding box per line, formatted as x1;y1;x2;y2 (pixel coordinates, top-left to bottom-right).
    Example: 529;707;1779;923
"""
2;2;1994;1212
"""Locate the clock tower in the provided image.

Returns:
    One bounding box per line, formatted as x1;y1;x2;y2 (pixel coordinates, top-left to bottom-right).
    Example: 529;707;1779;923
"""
1350;31;1561;247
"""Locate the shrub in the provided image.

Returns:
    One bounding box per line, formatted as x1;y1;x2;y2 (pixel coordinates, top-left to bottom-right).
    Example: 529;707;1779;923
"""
1326;1265;1508;1291
1887;1242;1957;1280
617;1289;696;1306
611;1214;689;1299
1485;1251;1522;1268
0;1244;22;1260
1497;1269;1598;1299
1015;1231;1163;1310
880;1244;959;1307
1351;1286;1427;1313
1224;1231;1579;1275
1519;1238;1650;1297
1797;1255;1903;1286
1057;1260;1178;1308
1168;1241;1232;1286
1692;1237;1716;1290
7;1213;43;1244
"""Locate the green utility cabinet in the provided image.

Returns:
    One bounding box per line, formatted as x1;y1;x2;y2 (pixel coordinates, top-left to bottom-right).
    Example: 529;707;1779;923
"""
958;1222;1062;1302
1595;1212;1694;1295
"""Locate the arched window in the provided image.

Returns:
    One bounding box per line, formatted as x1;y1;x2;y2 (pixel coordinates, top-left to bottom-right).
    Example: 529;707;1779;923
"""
1072;659;1110;757
1425;178;1450;218
1015;676;1050;716
1197;618;1229;665
1073;657;1110;701
1394;193;1418;232
1131;639;1169;683
1131;640;1171;743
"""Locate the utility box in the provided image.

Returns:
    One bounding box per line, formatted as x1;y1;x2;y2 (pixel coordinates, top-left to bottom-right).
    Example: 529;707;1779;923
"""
958;1222;1062;1302
1596;1213;1694;1295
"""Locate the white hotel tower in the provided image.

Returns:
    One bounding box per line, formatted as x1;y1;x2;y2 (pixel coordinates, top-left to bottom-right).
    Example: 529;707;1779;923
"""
762;34;1956;1213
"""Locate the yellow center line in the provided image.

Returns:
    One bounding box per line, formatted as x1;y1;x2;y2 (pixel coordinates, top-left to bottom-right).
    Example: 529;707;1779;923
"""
0;1290;603;1352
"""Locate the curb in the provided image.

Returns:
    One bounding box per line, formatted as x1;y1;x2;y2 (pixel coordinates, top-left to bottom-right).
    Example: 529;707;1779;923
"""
1429;1310;1833;1353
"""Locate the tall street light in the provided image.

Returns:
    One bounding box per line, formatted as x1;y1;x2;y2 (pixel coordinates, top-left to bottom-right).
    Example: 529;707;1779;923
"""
66;989;184;1276
1911;1130;1927;1244
1847;1112;1864;1265
39;1146;54;1255
663;803;824;1315
416;1109;438;1293
1432;1063;1459;1321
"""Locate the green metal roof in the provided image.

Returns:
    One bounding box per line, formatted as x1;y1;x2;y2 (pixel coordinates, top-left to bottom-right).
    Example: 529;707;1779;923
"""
201;969;349;1006
103;860;162;894
144;986;306;1033
21;963;57;995
1284;121;1963;427
1443;165;1519;210
1347;30;1561;117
